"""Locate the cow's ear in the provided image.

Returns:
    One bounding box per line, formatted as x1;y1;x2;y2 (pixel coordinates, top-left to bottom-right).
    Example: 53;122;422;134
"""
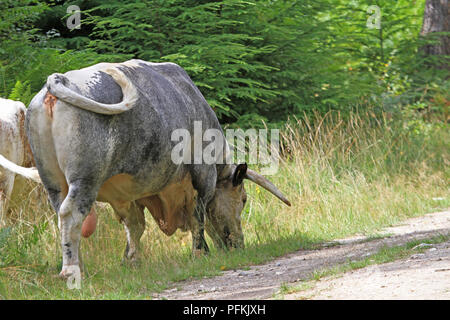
232;163;247;186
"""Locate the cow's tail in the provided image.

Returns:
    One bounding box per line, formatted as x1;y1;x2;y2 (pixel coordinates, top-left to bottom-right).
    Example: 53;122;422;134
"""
46;67;138;115
0;155;41;183
0;154;98;238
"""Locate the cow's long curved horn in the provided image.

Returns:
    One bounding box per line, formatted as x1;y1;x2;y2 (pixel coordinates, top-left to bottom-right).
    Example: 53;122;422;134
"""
245;169;291;206
46;67;138;115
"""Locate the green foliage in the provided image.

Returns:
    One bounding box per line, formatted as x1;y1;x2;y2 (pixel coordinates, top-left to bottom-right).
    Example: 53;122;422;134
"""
8;80;33;105
0;0;48;98
0;222;47;267
83;0;282;119
0;0;47;40
0;0;447;126
0;1;123;103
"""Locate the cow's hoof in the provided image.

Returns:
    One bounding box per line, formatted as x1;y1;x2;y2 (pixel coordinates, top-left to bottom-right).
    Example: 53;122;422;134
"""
59;265;81;280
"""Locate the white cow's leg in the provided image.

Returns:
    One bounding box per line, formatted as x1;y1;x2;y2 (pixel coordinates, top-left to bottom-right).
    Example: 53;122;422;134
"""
0;192;8;228
57;183;95;279
0;172;15;227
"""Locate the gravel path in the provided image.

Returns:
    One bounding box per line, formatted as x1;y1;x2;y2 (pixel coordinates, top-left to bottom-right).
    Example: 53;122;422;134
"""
156;210;450;300
284;240;450;300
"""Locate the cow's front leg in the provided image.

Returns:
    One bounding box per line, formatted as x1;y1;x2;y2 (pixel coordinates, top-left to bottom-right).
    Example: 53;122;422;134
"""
190;165;217;256
57;183;96;279
191;198;209;256
122;202;145;264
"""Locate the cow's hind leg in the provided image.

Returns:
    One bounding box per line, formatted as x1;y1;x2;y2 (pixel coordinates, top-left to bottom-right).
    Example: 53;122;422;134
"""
111;201;145;264
58;181;96;279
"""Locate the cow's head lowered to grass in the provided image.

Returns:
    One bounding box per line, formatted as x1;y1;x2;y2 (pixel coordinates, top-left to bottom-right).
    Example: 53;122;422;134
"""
206;163;291;249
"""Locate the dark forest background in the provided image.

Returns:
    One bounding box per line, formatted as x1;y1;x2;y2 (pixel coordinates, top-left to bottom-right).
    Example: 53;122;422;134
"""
0;0;448;127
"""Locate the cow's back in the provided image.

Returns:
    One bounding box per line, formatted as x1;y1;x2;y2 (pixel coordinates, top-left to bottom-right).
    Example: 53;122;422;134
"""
26;60;224;202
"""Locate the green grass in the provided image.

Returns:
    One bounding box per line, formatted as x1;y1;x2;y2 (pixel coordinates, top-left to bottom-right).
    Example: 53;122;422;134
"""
273;234;450;299
0;112;448;299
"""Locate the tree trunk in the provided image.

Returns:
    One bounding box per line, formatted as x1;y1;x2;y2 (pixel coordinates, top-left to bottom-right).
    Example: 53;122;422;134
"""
420;0;449;68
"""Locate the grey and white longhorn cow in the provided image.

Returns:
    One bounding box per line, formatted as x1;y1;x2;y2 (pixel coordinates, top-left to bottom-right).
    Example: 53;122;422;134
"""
0;98;97;235
22;59;290;278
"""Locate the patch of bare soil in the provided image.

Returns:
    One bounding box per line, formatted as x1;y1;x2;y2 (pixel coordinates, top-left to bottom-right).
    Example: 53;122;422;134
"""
285;240;450;300
156;210;450;300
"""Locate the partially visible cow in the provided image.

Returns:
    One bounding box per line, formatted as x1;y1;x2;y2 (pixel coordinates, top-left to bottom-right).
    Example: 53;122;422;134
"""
23;59;290;279
0;98;97;237
0;98;37;226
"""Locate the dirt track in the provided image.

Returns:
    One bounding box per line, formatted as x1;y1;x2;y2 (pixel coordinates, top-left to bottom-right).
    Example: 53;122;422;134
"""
284;240;450;299
156;210;450;300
